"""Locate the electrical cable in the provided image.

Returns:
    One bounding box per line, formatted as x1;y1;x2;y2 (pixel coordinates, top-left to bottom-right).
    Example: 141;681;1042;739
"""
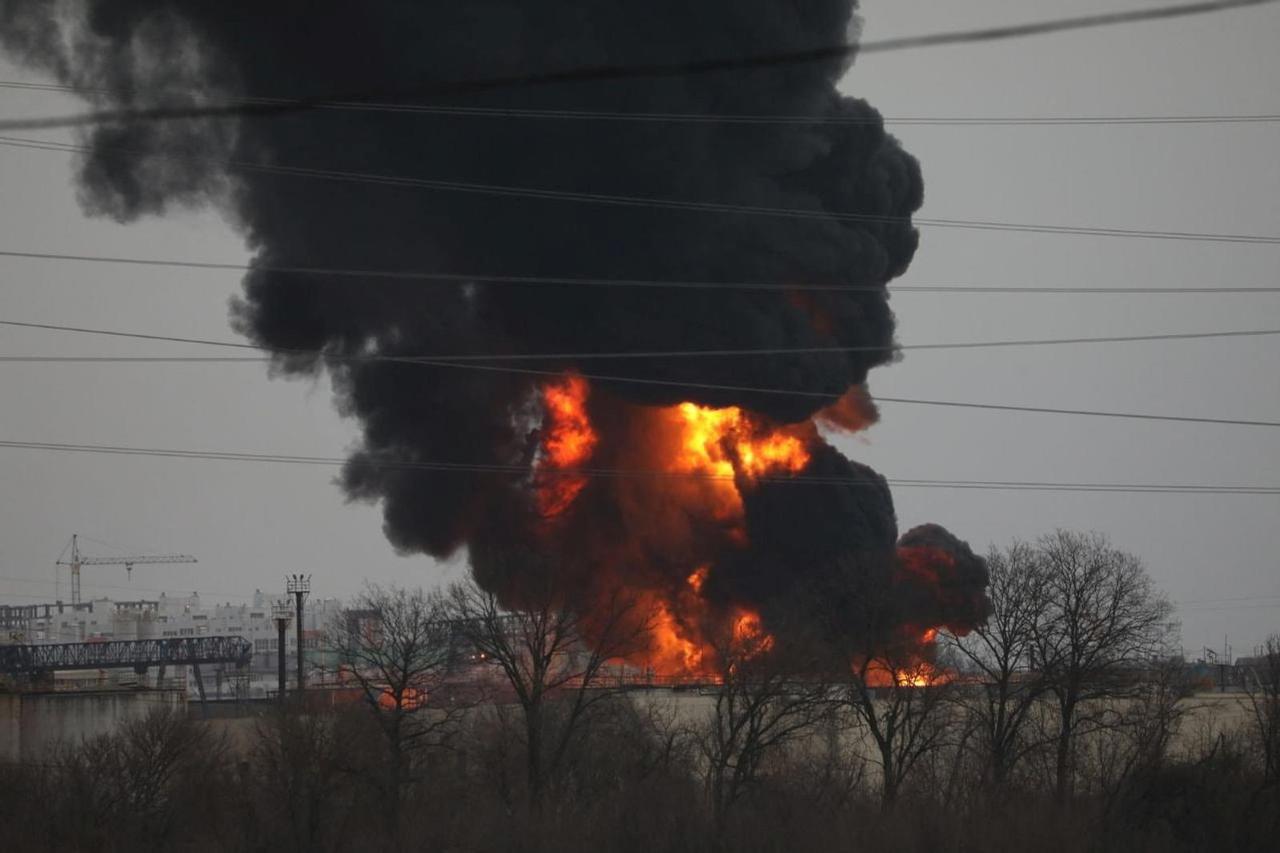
3;320;1277;360
5;135;1279;244
4;320;1279;427
8;354;1277;427
6;80;1280;128
4;248;1278;294
0;0;1273;132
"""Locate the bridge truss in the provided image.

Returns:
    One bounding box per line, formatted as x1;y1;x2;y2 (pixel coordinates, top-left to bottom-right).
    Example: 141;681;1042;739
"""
0;635;252;676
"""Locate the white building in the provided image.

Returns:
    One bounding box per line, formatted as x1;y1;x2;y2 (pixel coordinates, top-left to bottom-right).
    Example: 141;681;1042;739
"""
8;590;344;697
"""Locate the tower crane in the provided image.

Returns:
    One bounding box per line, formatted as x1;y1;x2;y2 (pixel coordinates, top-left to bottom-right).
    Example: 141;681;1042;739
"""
56;534;198;605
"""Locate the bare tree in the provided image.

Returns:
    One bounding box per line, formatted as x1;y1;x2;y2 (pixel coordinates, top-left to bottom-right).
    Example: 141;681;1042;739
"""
947;540;1049;789
445;571;646;810
1030;530;1174;802
330;583;465;833
51;706;226;851
251;707;355;853
698;621;833;829
1123;659;1195;774
1082;658;1196;813
1242;634;1280;787
843;646;957;811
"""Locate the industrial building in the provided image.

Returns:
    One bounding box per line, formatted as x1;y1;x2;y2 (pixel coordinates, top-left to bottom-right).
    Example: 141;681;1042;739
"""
1;590;343;697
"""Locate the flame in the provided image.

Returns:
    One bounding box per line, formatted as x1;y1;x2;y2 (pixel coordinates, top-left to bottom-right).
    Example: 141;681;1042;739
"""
643;600;776;679
894;664;935;688
648;598;708;674
861;627;948;687
531;376;825;679
376;686;426;711
865;661;942;688
536;373;597;517
672;401;810;480
530;374;963;683
629;402;798;671
731;609;775;656
686;566;708;595
630;566;777;678
660;401;812;535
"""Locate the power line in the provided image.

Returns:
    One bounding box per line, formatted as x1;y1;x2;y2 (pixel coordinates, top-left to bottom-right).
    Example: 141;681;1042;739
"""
0;0;1273;132
6;80;1279;128
0;438;1276;494
881;115;1280;127
870;394;1280;429
5;354;1277;427
423;358;1280;429
6;135;1280;245
1;330;1277;361
4;248;1278;294
856;0;1277;53
4;319;1279;428
405;359;1280;429
2;318;1277;359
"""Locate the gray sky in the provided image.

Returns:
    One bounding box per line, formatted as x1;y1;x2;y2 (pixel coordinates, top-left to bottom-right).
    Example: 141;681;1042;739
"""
1;0;1277;657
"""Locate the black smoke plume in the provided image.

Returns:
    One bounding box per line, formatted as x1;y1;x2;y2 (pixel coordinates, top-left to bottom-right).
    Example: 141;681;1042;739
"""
0;0;989;661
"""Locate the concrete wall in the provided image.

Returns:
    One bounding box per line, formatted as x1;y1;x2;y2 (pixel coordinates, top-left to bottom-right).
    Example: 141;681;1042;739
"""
0;689;185;762
0;693;19;763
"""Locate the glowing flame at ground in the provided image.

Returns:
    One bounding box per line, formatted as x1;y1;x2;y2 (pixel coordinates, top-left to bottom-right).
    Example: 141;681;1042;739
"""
648;598;708;674
862;628;949;687
622;403;802;670
893;666;935;688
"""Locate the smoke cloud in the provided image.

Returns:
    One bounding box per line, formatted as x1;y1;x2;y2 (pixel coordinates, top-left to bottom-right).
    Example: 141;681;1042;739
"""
1;0;987;665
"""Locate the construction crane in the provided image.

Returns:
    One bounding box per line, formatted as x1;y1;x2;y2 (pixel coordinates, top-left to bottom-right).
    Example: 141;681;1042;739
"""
56;534;198;605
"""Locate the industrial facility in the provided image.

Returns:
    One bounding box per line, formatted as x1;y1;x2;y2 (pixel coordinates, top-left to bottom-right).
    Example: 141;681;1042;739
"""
0;539;350;759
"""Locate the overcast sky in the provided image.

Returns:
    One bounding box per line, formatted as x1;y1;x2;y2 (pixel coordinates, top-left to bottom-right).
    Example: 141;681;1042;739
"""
1;0;1277;657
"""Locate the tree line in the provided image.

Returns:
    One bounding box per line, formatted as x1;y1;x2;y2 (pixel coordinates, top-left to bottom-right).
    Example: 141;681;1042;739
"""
1;529;1277;852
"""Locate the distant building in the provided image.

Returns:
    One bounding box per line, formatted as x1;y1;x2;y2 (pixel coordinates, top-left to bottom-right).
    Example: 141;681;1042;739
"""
4;590;344;698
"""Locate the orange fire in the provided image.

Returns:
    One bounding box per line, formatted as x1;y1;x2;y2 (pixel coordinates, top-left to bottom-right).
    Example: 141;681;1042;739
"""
536;373;597;517
644;600;776;678
661;401;813;534
537;376;819;518
671;402;810;479
731;610;775;656
376;685;426;711
648;598;709;674
625;403;805;669
686;566;708;594
532;375;875;679
893;666;935;688
863;628;948;687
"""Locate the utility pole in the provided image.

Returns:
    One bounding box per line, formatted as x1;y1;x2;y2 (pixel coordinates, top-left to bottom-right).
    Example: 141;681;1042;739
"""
286;574;311;693
271;599;293;700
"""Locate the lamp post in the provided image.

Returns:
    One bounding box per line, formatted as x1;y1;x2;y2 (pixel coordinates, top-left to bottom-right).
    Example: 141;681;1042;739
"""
286;574;311;693
271;599;293;700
